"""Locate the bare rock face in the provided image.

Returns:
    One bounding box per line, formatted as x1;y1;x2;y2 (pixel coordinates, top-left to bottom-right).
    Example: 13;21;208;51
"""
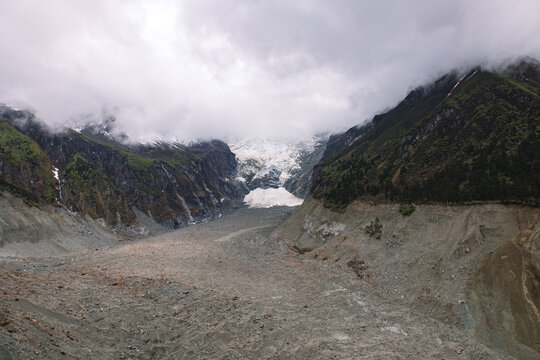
272;197;540;359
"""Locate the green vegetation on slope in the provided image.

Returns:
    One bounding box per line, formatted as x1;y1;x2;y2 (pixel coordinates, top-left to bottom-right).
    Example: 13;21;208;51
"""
76;133;157;172
0;120;56;204
0;111;234;227
399;203;415;216
312;65;540;210
125;153;156;172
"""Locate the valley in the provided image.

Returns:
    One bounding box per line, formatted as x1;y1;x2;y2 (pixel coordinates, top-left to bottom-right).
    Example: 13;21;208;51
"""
0;206;516;359
1;59;539;359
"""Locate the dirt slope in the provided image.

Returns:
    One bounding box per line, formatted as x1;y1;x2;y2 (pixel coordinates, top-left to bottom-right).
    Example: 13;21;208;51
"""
0;192;116;258
272;197;540;359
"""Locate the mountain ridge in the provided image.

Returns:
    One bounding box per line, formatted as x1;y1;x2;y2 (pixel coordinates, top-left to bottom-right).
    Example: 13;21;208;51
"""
311;59;540;210
0;106;246;230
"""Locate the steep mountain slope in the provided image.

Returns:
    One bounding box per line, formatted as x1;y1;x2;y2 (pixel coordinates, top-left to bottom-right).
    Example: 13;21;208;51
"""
0;121;56;206
0;106;244;230
283;139;327;198
312;60;540;210
321;123;370;162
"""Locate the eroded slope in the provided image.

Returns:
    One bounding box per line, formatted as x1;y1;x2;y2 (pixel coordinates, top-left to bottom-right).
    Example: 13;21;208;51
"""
0;207;510;359
272;197;540;359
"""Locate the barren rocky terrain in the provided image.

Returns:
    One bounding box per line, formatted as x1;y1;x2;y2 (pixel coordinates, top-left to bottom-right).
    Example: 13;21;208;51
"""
274;198;540;359
0;204;530;359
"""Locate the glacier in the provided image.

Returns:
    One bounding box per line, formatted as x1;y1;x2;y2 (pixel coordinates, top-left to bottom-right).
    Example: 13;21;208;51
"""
230;137;320;208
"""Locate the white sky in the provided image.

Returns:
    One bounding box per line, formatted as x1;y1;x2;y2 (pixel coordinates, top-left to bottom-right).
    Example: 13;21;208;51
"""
1;0;539;142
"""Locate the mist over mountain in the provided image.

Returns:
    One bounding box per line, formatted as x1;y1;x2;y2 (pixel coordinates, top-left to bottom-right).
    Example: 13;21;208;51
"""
312;59;540;209
1;3;540;360
1;1;540;142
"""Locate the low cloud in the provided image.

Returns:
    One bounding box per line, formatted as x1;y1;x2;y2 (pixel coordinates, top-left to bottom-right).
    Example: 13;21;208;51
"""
1;0;539;142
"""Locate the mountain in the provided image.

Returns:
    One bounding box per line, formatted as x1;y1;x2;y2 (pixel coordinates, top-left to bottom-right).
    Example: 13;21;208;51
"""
0;106;245;230
311;59;540;210
274;59;540;359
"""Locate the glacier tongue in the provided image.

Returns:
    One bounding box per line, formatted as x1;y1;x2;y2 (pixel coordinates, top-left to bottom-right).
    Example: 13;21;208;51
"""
244;187;303;208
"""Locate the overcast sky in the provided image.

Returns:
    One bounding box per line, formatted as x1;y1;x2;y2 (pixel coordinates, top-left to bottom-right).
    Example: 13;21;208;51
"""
1;1;539;142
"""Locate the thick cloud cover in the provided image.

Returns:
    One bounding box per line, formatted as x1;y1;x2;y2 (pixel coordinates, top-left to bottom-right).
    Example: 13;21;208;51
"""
1;1;539;142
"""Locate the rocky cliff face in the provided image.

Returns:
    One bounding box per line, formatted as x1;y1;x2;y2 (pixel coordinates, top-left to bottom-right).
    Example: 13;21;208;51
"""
0;106;245;230
312;59;540;210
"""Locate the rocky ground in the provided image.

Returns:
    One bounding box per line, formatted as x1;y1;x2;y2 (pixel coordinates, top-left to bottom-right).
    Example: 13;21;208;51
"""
0;206;519;359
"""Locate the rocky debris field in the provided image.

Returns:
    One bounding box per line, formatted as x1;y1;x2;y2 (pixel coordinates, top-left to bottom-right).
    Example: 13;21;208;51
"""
0;207;516;359
273;198;540;359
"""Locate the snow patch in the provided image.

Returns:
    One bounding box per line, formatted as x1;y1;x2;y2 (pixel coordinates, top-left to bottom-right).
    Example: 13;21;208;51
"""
52;167;59;181
446;73;466;98
446;69;479;98
465;69;479;82
244;187;303;208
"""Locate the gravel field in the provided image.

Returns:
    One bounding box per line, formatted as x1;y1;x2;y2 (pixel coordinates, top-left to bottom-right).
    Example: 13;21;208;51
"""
0;207;513;359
